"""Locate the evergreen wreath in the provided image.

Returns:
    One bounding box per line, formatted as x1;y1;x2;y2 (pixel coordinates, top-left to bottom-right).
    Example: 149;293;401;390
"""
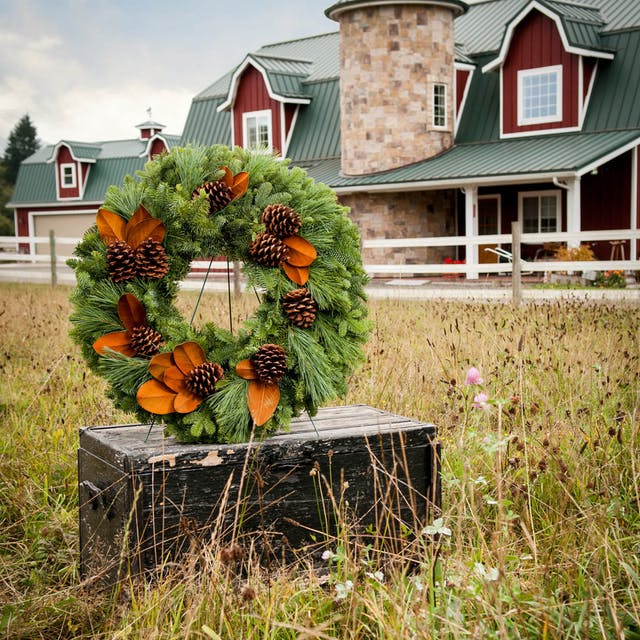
69;145;370;443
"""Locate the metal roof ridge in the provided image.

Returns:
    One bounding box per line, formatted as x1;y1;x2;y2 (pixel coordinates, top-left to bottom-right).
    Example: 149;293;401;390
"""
56;139;103;148
301;76;339;85
258;30;338;49
251;52;314;64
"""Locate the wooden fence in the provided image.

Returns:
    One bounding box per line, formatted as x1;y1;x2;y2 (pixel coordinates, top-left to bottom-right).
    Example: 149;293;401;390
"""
1;227;639;297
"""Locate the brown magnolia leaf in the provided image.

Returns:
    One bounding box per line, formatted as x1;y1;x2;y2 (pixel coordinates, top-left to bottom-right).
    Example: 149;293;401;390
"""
93;331;135;357
128;205;152;226
247;380;280;426
126;218;166;249
136;379;176;414
96;208;126;244
163;366;189;393
220;165;233;187
173;341;206;375
174;390;203;413
117;293;147;330
236;359;257;380
149;351;174;381
282;262;310;285
231;171;249;199
283;235;317;267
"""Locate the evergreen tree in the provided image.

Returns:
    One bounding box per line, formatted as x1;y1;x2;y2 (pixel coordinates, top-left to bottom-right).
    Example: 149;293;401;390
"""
2;114;40;184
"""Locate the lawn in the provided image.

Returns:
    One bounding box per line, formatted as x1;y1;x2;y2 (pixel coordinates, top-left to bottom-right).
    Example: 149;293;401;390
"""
0;282;638;639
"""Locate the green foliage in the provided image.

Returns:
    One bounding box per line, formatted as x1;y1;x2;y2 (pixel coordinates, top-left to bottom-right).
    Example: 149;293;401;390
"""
2;114;40;184
68;146;370;443
595;269;627;288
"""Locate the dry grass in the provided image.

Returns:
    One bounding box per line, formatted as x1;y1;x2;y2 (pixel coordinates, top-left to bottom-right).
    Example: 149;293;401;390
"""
0;282;639;639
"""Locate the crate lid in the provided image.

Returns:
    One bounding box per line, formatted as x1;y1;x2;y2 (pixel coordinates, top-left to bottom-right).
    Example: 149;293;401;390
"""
79;404;436;473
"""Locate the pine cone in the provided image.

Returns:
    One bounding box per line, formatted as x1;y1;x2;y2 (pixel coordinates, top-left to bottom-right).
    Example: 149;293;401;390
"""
135;238;170;280
185;361;225;398
128;325;164;357
252;344;287;384
193;180;233;214
106;240;137;283
262;204;302;238
282;288;318;329
248;233;289;267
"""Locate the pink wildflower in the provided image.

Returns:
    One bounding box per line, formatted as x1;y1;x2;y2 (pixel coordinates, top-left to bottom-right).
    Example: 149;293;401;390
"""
465;366;484;385
473;392;490;410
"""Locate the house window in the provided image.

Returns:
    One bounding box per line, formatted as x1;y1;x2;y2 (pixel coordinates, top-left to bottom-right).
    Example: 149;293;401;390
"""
519;191;560;233
60;163;77;188
433;83;447;128
243;110;272;150
517;65;562;125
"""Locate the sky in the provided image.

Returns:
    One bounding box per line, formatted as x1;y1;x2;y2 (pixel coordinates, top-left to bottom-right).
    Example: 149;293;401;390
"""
0;0;337;147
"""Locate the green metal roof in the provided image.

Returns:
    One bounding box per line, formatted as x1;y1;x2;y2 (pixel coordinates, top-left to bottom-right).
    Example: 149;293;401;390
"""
256;32;340;82
583;30;640;131
286;80;341;161
12;162;57;203
11;135;179;205
82;157;148;201
54;141;102;162
181;97;231;147
455;0;640;57
303;129;640;188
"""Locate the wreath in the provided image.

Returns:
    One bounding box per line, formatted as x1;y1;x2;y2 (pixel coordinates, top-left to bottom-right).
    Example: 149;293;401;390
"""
69;145;370;443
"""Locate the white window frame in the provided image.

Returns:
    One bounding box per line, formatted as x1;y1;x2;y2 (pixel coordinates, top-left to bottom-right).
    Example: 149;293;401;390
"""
432;82;447;129
60;163;77;188
518;190;562;234
242;109;272;151
517;65;563;126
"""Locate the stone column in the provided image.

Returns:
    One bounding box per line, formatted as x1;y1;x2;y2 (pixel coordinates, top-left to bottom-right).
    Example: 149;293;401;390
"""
327;1;465;176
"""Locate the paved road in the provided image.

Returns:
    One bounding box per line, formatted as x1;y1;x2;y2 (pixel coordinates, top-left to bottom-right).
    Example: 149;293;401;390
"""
1;262;638;302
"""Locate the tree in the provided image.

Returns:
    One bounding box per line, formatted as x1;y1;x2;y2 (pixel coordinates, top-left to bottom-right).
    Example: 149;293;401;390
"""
2;114;40;185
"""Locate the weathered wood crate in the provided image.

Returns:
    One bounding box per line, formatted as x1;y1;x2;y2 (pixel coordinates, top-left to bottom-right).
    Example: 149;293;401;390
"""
78;405;440;584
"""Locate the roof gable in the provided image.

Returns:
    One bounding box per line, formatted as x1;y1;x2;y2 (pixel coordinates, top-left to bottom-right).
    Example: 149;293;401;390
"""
218;54;312;112
47;141;101;164
483;0;613;72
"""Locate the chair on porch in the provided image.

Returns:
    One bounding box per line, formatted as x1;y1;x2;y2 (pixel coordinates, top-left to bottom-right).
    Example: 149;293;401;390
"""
483;247;532;274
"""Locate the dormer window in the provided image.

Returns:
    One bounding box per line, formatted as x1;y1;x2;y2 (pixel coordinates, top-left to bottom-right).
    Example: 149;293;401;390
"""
60;163;77;188
243;110;272;150
432;83;447;129
517;65;562;126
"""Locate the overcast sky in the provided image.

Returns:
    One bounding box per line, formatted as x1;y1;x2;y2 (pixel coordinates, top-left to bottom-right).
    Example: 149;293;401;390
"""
0;0;337;146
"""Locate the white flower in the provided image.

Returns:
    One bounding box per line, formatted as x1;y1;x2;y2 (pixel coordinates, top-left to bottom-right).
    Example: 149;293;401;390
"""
422;517;452;537
335;580;354;600
322;549;336;561
365;570;384;583
474;562;499;582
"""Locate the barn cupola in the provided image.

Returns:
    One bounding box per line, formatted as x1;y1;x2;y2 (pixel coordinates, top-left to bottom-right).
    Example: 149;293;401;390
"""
135;119;166;140
326;0;468;176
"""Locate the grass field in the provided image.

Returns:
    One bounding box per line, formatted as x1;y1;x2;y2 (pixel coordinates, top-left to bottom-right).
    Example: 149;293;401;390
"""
0;282;639;639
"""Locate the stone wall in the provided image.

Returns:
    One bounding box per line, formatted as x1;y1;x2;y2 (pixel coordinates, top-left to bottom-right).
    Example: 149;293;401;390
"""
338;4;455;175
341;190;456;269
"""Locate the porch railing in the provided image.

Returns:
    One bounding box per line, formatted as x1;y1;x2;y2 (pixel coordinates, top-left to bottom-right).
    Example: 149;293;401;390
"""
1;228;639;288
362;228;640;277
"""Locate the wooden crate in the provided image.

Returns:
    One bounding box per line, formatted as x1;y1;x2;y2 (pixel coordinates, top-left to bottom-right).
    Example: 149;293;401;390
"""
78;405;440;584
